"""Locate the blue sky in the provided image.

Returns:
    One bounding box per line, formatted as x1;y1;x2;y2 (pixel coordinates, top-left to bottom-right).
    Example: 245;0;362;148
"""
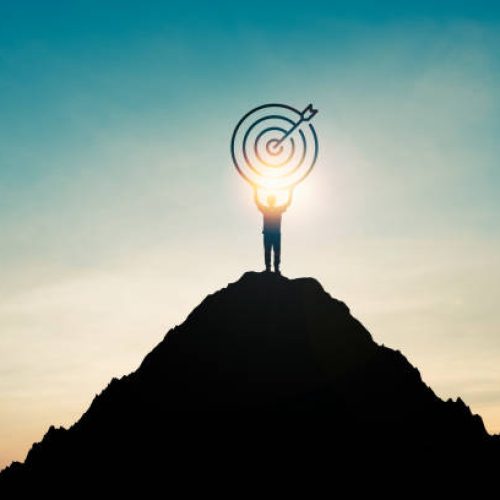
1;1;500;467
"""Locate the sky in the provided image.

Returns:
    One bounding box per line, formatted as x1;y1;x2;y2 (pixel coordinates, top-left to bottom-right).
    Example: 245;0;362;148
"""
1;0;500;468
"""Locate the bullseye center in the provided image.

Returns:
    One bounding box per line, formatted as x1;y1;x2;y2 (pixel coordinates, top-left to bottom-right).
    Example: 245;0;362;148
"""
266;139;283;156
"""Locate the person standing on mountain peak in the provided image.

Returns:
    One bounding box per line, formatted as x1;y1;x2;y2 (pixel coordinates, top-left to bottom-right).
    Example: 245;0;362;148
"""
254;189;292;274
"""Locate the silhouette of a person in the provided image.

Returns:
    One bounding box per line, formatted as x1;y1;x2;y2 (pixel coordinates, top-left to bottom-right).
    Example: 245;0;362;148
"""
254;190;292;274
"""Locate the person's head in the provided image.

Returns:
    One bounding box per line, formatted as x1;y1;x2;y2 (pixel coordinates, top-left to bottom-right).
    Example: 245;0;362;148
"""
267;194;276;207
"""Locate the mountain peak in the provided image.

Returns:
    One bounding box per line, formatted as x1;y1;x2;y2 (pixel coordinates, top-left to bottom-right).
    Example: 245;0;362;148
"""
1;272;498;487
232;269;329;293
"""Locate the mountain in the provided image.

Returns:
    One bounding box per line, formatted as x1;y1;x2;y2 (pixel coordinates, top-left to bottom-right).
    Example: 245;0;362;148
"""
1;271;499;488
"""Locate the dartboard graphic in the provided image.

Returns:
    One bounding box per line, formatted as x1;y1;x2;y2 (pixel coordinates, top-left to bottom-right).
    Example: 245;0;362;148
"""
231;103;319;190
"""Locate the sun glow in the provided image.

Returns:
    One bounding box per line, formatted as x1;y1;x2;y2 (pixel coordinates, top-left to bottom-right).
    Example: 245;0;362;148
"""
254;185;292;207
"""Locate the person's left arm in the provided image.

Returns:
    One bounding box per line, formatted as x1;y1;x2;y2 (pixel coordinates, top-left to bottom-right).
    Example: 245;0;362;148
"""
282;190;293;212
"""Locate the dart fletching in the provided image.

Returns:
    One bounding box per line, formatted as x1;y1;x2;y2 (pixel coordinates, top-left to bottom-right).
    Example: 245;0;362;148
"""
301;104;318;121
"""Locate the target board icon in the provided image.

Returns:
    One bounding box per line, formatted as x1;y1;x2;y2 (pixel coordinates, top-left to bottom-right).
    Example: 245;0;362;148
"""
231;103;319;191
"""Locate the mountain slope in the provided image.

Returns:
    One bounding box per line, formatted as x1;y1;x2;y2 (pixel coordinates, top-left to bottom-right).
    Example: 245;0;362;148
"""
1;271;498;486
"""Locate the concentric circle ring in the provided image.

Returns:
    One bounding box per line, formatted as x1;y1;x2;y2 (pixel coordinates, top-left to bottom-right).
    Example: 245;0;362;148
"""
230;103;318;190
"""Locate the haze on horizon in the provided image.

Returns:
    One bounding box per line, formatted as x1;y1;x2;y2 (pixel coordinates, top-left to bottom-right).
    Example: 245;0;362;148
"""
1;1;500;468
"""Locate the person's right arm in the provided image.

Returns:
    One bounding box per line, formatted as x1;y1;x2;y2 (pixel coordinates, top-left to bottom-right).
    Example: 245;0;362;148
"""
254;189;264;212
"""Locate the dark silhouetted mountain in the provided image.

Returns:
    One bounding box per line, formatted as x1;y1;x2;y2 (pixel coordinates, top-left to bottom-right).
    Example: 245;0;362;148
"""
1;272;499;489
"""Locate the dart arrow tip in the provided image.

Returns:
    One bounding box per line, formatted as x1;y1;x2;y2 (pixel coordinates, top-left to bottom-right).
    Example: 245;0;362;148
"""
301;104;318;122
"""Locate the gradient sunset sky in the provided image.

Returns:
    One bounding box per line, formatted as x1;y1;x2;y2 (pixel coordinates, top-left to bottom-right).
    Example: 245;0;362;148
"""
1;1;500;468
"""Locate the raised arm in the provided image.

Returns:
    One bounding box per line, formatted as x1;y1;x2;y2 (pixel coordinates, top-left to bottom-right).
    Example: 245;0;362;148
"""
283;190;293;210
253;189;265;212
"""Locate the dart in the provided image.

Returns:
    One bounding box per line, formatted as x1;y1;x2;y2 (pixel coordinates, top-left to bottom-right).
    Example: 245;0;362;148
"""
271;104;318;150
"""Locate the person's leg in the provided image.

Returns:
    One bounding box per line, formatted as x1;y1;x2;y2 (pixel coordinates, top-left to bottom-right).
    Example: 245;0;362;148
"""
274;233;281;273
263;233;271;271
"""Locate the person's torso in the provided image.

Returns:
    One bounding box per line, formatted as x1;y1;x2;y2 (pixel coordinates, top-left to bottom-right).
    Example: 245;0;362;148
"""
262;209;283;233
